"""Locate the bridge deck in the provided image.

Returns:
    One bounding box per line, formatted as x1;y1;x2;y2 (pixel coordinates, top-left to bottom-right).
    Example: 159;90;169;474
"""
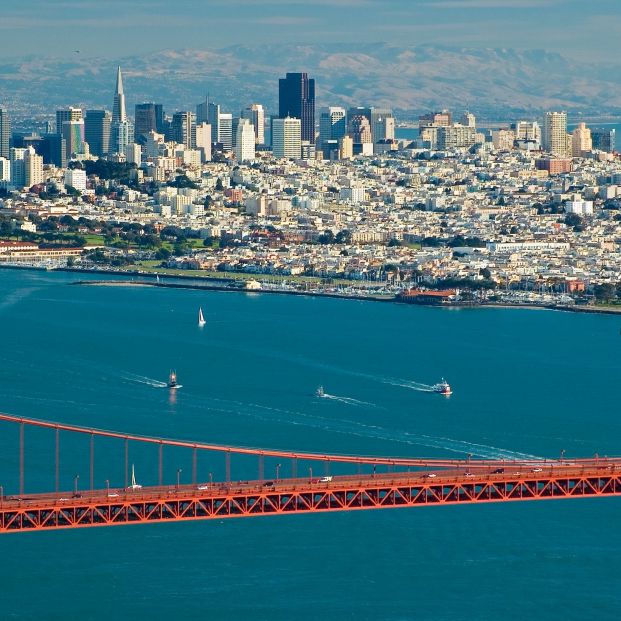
2;464;620;533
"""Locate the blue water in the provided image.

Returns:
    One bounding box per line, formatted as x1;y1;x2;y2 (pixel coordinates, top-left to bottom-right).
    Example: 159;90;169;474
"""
1;268;621;620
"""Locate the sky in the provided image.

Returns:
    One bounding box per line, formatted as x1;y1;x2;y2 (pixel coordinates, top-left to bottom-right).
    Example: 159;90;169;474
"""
1;0;619;63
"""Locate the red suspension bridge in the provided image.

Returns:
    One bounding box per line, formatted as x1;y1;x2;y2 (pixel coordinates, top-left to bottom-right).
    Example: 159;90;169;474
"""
1;413;620;534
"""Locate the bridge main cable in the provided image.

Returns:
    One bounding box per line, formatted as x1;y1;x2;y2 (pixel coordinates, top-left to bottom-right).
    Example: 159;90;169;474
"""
0;412;604;469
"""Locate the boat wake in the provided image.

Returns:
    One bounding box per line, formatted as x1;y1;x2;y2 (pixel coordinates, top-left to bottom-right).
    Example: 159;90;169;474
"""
122;373;168;388
320;393;375;407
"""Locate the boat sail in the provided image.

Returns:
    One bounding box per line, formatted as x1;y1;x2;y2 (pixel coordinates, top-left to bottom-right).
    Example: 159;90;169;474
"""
198;307;206;326
127;464;142;490
168;369;181;389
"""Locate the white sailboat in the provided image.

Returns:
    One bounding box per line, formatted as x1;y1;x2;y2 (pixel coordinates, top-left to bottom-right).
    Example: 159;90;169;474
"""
198;307;206;326
127;464;142;490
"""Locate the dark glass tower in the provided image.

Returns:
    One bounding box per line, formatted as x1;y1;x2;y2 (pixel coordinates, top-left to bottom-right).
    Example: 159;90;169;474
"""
278;73;315;143
0;108;10;159
84;110;111;157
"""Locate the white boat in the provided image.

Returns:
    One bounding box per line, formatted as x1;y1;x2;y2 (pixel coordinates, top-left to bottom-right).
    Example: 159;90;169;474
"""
168;369;182;389
316;385;325;397
198;307;206;326
432;378;452;396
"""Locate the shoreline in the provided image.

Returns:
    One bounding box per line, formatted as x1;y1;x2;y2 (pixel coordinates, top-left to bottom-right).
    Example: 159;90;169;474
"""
2;264;620;315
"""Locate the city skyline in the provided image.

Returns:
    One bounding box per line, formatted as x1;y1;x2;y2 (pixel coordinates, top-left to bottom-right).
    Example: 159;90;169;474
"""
2;0;621;62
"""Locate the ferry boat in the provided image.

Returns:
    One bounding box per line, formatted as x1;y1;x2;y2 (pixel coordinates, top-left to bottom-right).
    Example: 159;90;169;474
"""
316;385;325;398
168;370;181;389
432;378;452;395
198;307;206;327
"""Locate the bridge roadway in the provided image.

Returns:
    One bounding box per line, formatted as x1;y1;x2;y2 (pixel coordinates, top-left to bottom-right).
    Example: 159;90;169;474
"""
2;459;621;533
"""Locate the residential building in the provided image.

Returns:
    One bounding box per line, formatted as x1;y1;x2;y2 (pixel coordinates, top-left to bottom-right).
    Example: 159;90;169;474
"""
571;123;592;157
542;111;568;157
0;108;10;159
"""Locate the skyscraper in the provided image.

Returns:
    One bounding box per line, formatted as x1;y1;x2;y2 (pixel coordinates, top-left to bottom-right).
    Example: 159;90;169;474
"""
0;108;10;159
241;104;265;145
543;111;568;157
56;107;82;134
85;110;111;157
319;107;346;151
171;111;195;149
110;67;133;155
61;120;85;159
135;103;158;141
207;102;220;145
591;128;616;153
272;117;301;159
279;73;315;143
235;119;255;162
218;113;233;151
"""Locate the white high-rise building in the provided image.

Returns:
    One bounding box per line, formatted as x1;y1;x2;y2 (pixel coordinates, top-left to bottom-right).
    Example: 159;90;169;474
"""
0;157;10;183
11;147;43;188
272;117;301;159
235;119;255;162
241;104;265;145
195;123;212;162
543;111;568;157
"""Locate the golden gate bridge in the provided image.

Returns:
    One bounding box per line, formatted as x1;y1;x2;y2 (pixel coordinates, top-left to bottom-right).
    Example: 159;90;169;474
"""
1;412;620;534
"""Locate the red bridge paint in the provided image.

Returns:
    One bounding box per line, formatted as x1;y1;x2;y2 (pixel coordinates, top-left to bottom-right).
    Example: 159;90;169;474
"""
0;413;619;533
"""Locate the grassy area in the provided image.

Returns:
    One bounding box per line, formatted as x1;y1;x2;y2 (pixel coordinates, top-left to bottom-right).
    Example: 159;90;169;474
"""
126;260;370;286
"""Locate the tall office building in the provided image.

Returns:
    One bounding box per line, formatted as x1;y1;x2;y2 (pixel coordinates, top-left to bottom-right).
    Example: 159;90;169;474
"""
348;115;372;144
135;103;159;141
241;104;265;145
272;117;301;159
219;113;233;151
196;97;210;124
419;110;452;129
195;123;212;162
279;73;315;143
591;128;616;153
84;110;111;157
0;108;10;159
62;120;85;159
41;134;67;168
571;123;592;157
543;111;568;157
235;119;255;162
207;102;220;144
171;111;195;149
56;107;82;134
110;67;133;155
319;107;346;151
347;107;394;143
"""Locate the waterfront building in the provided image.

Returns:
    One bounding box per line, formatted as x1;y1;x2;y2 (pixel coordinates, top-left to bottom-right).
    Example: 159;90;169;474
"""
542;111;568;157
279;72;315;142
419;110;452;129
235;119;255;162
241;104;265;145
84;110;111;157
272;117;301;159
0;108;10;159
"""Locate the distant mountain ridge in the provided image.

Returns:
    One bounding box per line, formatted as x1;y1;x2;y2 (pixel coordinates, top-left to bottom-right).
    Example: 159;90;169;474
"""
2;43;621;121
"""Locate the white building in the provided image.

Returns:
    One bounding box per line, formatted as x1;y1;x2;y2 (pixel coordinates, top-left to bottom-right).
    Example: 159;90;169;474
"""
195;123;212;162
64;168;87;192
235;119;255;163
543;111;568;157
272;117;301;159
0;157;10;183
241;104;265;145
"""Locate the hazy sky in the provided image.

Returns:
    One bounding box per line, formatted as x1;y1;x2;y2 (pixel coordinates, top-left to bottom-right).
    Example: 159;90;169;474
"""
1;0;619;62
